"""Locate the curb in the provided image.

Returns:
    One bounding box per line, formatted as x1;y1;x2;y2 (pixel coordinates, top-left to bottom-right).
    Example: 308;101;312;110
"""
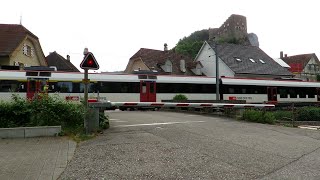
0;126;61;138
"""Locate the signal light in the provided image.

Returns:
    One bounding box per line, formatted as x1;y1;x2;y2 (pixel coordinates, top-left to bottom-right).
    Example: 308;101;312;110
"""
80;52;99;70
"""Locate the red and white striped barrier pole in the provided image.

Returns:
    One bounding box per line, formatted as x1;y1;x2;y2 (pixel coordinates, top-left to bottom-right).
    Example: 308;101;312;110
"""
111;102;274;109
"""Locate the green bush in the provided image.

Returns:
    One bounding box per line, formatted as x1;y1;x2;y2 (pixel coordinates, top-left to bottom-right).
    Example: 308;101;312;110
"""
273;110;293;121
242;109;275;124
0;94;86;134
173;94;188;101
99;112;109;130
296;107;320;121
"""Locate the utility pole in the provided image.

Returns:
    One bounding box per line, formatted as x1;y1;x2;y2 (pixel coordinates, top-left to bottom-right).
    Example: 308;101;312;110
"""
83;48;89;134
215;40;220;101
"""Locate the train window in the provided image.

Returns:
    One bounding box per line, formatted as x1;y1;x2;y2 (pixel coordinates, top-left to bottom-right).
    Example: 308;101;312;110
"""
73;83;81;93
39;72;51;77
98;82;139;93
242;88;246;94
228;88;235;94
26;72;38;76
0;80;21;92
56;82;72;93
306;87;316;98
157;83;215;94
298;88;306;98
79;83;96;93
289;89;297;98
279;88;288;98
142;82;146;93
138;75;147;79
148;75;157;79
150;83;154;93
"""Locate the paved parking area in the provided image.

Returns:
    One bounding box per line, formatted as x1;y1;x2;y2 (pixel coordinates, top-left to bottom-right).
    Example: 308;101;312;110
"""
0;137;76;180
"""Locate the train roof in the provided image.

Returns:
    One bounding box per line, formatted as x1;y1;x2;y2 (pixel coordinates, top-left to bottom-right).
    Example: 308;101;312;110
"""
221;77;320;87
0;70;216;84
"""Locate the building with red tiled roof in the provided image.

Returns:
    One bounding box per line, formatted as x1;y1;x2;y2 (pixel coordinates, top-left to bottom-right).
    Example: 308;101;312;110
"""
46;51;79;72
125;44;203;76
0;24;47;69
281;52;320;81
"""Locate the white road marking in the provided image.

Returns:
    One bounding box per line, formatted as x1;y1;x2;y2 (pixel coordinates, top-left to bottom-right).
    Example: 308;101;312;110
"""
185;115;199;117
298;125;320;130
114;121;205;128
109;119;128;122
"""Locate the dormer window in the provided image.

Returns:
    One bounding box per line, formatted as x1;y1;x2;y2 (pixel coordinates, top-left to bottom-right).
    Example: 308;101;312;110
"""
162;60;172;73
234;57;242;62
195;63;202;75
249;58;256;63
180;59;186;73
259;59;266;64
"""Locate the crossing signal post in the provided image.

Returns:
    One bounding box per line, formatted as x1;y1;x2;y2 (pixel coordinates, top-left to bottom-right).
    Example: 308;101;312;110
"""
80;50;100;133
80;52;99;70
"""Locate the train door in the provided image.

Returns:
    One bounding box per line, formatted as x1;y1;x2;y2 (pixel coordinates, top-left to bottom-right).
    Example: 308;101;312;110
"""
140;81;156;102
267;87;277;102
27;78;48;99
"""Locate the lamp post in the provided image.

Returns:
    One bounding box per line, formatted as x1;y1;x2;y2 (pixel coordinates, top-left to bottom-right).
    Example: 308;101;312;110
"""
209;40;220;101
215;42;219;101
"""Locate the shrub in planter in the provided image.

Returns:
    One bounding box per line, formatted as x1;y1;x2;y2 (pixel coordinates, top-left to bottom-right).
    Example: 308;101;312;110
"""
0;94;86;133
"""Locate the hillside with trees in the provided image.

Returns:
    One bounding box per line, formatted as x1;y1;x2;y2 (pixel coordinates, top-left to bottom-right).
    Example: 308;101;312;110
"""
174;29;209;59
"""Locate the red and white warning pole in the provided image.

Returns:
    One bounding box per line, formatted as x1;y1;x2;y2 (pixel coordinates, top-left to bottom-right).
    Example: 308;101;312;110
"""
111;102;274;109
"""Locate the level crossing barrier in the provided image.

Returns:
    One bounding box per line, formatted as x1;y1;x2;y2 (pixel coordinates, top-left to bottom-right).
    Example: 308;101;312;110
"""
110;102;275;109
87;100;275;110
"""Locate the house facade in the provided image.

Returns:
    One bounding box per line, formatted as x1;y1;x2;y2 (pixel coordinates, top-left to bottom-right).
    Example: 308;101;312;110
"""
194;41;293;79
0;24;47;69
281;53;320;81
125;44;202;76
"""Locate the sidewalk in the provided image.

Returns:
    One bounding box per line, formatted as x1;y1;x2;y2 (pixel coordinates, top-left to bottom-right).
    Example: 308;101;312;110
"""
0;137;76;180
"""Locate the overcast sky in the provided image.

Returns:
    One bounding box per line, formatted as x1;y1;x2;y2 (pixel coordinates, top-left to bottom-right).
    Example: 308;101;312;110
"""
1;0;319;72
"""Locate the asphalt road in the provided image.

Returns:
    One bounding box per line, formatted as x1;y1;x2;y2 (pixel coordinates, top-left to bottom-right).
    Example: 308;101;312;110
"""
60;110;320;180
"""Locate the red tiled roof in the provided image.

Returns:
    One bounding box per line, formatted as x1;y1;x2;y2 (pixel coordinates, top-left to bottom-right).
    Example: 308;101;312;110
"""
46;52;80;72
0;24;38;56
282;54;314;64
282;53;319;73
129;48;197;75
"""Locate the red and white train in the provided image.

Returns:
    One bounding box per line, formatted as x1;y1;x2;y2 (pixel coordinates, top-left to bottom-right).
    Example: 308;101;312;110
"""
0;69;320;104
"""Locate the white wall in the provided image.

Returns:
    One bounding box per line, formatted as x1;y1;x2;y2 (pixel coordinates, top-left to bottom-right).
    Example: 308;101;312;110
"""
195;42;234;77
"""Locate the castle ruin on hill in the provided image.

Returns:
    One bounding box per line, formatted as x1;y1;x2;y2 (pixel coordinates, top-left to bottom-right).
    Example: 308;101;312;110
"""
209;14;259;47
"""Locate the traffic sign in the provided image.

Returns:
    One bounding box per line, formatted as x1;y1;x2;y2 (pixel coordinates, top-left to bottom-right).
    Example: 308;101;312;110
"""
80;52;99;70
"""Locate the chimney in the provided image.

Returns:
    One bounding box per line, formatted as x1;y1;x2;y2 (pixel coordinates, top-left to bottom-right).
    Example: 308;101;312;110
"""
164;43;168;51
280;51;283;59
66;55;70;61
180;59;186;73
285;54;287;58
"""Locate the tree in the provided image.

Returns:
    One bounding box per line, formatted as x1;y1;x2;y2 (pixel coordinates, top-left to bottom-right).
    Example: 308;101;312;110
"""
175;29;209;58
